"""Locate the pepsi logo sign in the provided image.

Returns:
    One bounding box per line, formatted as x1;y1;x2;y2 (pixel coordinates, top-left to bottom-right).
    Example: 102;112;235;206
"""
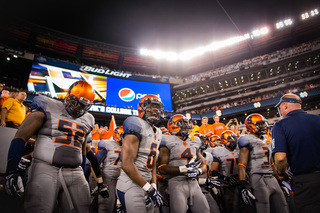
119;88;135;102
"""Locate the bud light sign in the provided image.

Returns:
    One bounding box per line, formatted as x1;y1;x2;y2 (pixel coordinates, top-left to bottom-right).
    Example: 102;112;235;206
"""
106;77;172;111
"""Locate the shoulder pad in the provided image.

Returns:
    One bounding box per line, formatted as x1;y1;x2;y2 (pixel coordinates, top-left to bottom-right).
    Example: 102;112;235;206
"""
238;135;252;150
123;116;143;141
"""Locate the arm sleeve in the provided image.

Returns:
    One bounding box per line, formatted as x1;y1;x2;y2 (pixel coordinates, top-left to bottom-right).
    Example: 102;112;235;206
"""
238;135;252;151
123;116;142;141
272;122;287;154
30;95;47;119
87;150;102;177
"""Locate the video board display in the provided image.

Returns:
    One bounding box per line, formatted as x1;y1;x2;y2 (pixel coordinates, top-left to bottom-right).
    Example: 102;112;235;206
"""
28;63;106;101
105;77;173;111
27;63;173;111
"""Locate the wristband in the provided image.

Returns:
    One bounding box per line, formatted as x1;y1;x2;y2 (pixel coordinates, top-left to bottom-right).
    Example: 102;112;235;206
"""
142;182;152;192
151;183;157;190
198;178;206;185
179;166;188;173
97;176;103;184
238;163;247;168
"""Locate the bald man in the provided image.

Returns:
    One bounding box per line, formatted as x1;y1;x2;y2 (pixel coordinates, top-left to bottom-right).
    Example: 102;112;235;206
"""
272;93;320;213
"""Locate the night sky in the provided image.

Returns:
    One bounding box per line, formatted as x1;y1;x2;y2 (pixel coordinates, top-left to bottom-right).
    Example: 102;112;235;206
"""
2;0;319;50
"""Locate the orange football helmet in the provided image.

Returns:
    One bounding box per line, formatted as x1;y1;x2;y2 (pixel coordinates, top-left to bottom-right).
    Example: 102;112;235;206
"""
137;94;164;125
209;135;220;148
65;81;95;118
167;114;190;138
245;113;268;135
221;130;238;149
113;126;124;145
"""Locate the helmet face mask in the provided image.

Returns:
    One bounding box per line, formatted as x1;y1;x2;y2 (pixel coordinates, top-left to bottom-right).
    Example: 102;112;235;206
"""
138;95;164;125
65;81;95;118
245;113;268;135
221;130;238;150
209;135;220;148
167;114;191;139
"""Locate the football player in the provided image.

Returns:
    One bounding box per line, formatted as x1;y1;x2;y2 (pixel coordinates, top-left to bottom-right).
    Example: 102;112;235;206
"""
116;95;167;213
211;130;240;213
5;81;107;212
207;135;220;152
238;113;289;213
158;114;210;213
198;136;222;213
98;126;123;213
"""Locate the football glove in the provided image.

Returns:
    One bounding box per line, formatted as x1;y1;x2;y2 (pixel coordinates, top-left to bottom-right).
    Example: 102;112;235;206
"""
186;167;202;179
116;205;124;213
17;158;31;172
241;188;256;206
92;183;109;198
224;176;239;187
206;177;224;189
116;198;124;213
279;181;292;201
145;195;153;208
239;180;255;206
146;185;168;207
5;173;24;197
98;183;109;198
186;160;201;169
211;170;238;187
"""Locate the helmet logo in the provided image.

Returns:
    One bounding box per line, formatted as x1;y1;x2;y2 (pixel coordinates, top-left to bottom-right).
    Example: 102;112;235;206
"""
119;88;135;102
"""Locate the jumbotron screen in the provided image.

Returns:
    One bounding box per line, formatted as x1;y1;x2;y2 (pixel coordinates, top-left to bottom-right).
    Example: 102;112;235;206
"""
27;63;173;111
105;77;173;111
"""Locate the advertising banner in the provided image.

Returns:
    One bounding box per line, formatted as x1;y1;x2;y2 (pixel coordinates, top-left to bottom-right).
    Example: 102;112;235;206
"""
105;77;173;111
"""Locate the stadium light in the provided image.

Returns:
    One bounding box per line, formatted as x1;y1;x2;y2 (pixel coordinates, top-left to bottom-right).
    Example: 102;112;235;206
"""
251;27;269;37
276;22;284;29
301;9;319;20
140;7;320;61
276;19;293;29
284;19;293;26
311;9;319;16
140;49;178;61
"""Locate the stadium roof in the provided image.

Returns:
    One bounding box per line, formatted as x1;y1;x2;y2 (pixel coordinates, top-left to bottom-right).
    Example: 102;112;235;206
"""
3;0;319;50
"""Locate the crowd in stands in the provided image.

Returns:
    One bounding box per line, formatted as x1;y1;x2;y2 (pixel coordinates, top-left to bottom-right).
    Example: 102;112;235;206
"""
181;82;320;115
183;38;320;83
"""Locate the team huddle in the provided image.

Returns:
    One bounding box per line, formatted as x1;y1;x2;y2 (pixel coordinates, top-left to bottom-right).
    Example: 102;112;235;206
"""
4;80;293;213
